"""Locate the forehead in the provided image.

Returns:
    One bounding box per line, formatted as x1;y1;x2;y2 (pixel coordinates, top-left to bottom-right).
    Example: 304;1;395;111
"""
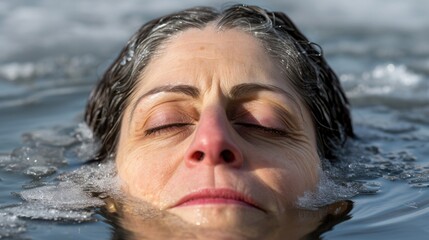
135;25;291;93
159;26;269;63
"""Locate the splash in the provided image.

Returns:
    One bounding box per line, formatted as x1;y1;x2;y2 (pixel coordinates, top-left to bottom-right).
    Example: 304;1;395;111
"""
0;123;99;179
297;136;429;210
0;123;114;239
57;159;119;195
296;165;357;210
1;159;117;224
5;181;104;222
342;63;424;100
0;211;26;239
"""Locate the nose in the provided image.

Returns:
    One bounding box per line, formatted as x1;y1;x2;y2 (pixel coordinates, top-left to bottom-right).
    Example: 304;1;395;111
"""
184;108;244;168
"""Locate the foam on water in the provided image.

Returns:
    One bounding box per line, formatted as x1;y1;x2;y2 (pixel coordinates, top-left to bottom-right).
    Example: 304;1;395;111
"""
0;0;205;63
19;182;104;209
338;141;428;186
2;0;428;64
342;63;426;100
0;179;108;223
0;136;117;239
297;135;429;210
0;123;100;179
57;159;119;195
0;212;26;239
0;159;118;224
1;146;66;178
0;123;117;235
0;55;98;83
4;204;95;222
297;167;357;210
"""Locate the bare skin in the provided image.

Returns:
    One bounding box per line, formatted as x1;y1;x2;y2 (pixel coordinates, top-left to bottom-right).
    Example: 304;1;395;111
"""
115;25;321;233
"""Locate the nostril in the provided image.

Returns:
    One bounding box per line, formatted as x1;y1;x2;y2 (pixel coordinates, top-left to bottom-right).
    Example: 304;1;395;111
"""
192;151;205;161
220;150;235;163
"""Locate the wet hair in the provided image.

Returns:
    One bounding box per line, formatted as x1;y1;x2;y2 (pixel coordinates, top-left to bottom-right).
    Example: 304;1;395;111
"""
85;4;354;162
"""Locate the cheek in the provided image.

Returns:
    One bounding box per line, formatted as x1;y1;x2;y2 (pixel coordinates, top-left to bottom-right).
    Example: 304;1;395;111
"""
116;145;184;203
116;153;152;197
250;147;320;203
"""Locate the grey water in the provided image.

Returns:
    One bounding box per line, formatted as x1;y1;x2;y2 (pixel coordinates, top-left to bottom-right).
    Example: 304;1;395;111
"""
1;0;428;239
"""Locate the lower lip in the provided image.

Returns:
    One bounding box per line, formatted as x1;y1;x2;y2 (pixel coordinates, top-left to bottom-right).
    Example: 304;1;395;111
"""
178;198;254;207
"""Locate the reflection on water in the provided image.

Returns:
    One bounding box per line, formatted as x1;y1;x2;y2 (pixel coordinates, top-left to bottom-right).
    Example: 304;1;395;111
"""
101;196;352;240
1;0;429;239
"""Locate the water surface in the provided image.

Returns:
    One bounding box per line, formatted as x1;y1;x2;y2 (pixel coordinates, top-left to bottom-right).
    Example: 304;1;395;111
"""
1;0;428;239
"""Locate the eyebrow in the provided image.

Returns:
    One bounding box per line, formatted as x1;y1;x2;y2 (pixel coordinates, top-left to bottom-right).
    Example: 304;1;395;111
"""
137;84;200;100
129;83;300;123
129;85;199;124
230;83;298;105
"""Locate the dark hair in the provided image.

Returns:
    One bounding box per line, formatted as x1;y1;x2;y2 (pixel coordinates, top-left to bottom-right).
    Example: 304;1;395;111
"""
85;4;354;161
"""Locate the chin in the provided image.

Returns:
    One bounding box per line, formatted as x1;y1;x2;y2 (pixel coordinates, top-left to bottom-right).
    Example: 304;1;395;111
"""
168;204;270;229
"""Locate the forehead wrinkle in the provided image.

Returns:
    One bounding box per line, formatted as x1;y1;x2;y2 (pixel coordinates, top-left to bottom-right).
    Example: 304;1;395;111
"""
128;84;200;125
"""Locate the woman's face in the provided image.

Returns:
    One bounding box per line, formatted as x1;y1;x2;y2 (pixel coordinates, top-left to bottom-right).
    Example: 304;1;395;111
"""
116;25;321;229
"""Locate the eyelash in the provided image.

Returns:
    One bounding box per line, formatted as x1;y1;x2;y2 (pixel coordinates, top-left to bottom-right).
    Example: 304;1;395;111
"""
144;123;193;136
234;122;289;137
144;122;288;137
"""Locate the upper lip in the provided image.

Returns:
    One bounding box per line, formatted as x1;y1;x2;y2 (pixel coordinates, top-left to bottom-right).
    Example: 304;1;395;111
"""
172;188;265;212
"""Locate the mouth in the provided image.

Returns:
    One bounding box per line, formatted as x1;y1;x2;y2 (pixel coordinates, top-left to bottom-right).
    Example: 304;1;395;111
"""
172;188;265;212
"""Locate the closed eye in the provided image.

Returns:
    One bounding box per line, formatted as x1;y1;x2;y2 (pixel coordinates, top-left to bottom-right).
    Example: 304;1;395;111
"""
234;122;289;137
144;123;193;136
